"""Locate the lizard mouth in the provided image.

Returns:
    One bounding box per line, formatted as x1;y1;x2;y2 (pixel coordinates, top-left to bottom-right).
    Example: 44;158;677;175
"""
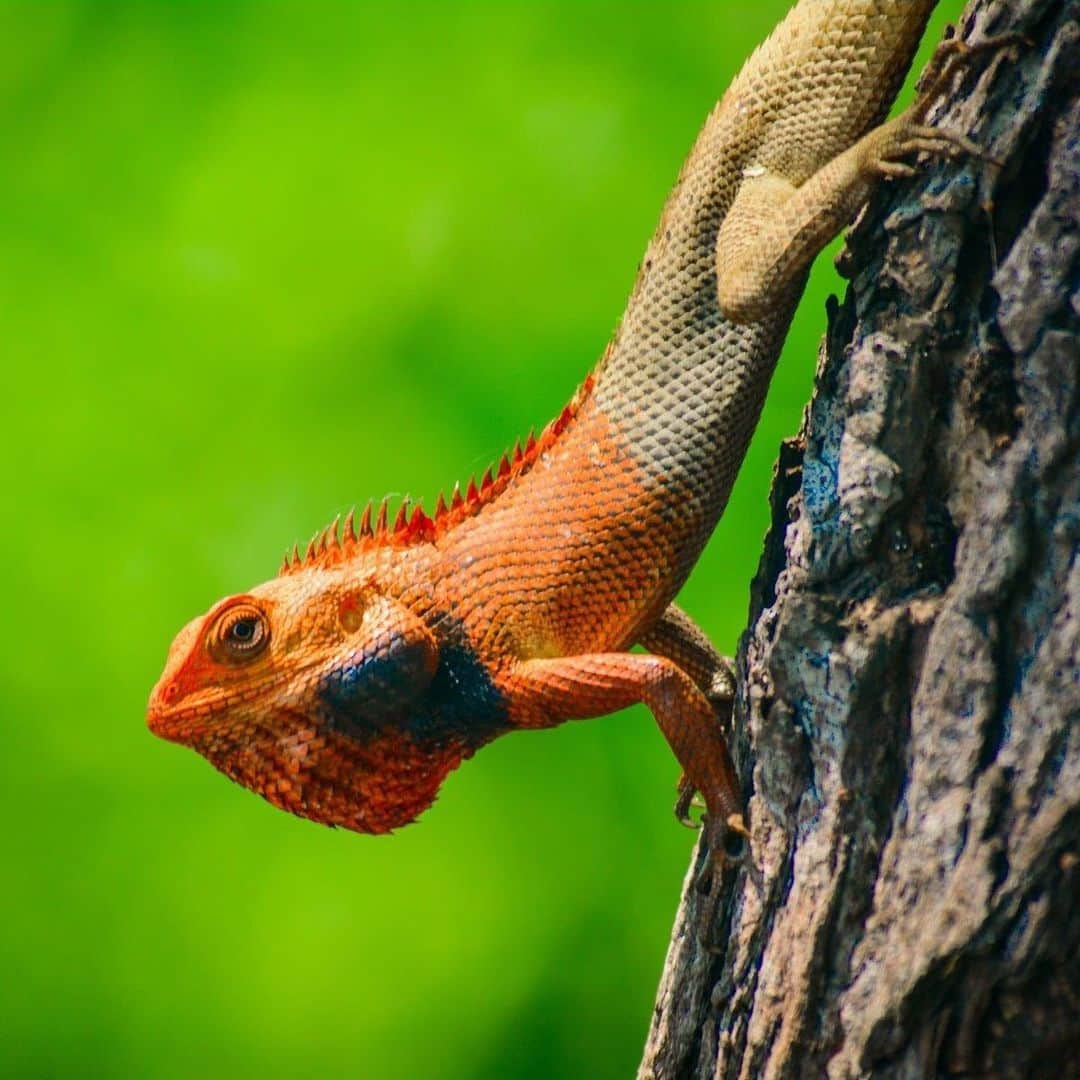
146;684;235;743
146;668;290;744
147;696;205;742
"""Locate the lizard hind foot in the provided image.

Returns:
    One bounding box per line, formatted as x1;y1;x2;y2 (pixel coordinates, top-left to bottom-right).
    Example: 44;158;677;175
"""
915;29;1031;116
867;29;1031;183
868;107;1002;183
868;122;991;179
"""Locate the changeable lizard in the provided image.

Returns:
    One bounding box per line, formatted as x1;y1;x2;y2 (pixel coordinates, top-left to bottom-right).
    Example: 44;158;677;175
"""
149;0;967;869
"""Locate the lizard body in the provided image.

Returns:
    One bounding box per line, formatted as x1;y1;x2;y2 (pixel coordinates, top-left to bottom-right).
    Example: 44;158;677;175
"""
150;1;949;855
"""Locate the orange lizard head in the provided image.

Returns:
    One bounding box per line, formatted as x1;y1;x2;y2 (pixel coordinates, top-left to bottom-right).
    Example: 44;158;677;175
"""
146;396;593;834
147;528;506;833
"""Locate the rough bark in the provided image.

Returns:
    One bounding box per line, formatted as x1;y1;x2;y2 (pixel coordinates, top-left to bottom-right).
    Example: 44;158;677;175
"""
640;1;1079;1077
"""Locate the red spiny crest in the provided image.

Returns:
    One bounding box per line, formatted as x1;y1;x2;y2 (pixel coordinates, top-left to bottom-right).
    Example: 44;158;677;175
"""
278;375;595;576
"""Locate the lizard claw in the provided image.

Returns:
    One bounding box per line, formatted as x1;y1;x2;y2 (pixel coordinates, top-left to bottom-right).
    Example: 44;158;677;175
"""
674;774;704;827
870;123;998;179
916;29;1031;110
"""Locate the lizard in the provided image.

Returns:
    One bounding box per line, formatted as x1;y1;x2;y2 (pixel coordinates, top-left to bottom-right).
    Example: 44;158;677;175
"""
149;0;968;873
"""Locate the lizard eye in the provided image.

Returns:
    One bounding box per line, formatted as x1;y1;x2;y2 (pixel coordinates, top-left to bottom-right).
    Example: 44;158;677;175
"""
207;602;270;664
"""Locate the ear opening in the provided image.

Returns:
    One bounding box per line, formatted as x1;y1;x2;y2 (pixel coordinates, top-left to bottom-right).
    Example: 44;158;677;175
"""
337;586;377;634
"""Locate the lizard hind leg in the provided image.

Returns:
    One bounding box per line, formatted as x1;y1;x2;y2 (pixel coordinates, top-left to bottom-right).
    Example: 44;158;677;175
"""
714;104;980;324
714;31;1025;325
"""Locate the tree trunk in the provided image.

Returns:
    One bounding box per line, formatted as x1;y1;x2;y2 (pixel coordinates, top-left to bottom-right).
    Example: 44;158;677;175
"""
640;1;1079;1077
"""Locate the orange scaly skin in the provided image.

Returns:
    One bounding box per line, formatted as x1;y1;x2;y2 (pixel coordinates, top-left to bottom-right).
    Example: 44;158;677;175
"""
150;1;947;857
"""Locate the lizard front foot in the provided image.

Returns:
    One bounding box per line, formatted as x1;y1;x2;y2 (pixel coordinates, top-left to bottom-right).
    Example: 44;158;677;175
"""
672;654;735;827
674;774;701;828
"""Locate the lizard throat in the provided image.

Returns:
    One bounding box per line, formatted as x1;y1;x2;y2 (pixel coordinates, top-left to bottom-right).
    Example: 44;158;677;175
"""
197;708;476;834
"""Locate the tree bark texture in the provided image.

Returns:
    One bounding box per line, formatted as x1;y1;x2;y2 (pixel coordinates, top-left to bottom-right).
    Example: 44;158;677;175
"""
640;1;1079;1077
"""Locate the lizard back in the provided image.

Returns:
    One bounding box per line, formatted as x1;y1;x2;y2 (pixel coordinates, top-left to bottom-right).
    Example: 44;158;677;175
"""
441;0;937;658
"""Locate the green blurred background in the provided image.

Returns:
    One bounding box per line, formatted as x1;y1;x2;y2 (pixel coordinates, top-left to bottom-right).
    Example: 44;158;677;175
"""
0;2;958;1076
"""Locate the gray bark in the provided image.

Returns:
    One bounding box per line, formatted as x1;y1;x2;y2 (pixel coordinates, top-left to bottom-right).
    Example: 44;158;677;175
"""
640;0;1080;1076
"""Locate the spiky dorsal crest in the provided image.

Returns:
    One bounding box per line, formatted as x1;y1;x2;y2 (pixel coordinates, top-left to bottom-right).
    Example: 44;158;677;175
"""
278;375;594;576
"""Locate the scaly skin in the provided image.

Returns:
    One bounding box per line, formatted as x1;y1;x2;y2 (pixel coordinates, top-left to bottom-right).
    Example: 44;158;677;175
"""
149;1;947;858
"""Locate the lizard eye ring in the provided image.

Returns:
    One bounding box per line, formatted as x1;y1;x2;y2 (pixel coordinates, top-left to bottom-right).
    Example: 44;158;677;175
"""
207;602;270;664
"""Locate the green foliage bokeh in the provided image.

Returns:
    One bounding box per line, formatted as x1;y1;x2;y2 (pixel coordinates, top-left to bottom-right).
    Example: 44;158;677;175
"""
0;2;956;1076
